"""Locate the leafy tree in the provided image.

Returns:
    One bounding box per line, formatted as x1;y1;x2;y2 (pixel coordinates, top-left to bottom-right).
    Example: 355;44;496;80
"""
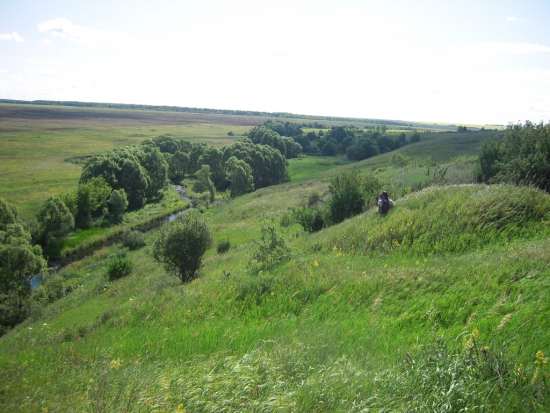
193;165;216;202
152;212;213;283
80;147;149;210
320;139;337;156
327;171;365;224
397;132;407;147
0;199;18;231
145;135;191;154
262;119;303;137
168;151;189;182
0;223;46;332
188;142;207;174
476;122;550;190
74;176;112;228
248;126;302;159
475;138;502;183
198;146;225;188
108;188;128;222
137;145;168;200
346;137;379;161
36;196;74;246
410;131;421;143
222;140;289;189
226;156;254;198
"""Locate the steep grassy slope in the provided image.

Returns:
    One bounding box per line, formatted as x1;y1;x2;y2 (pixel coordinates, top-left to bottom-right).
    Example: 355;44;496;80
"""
2;177;550;411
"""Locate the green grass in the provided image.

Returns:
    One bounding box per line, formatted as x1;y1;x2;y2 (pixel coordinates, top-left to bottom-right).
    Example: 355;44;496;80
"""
1;110;549;411
0;124;244;218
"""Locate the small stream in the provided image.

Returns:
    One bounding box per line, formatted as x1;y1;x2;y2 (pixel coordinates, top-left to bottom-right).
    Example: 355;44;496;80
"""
34;185;193;283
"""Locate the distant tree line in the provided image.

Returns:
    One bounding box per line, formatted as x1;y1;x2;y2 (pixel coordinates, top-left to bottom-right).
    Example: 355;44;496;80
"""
0;99;423;128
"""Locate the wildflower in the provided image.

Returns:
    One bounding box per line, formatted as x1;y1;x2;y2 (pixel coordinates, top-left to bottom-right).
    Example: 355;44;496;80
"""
384;264;388;268
271;292;275;296
109;358;123;369
314;261;319;267
416;261;420;265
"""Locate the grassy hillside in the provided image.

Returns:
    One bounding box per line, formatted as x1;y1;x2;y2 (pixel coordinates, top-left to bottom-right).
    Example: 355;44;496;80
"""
2;139;550;412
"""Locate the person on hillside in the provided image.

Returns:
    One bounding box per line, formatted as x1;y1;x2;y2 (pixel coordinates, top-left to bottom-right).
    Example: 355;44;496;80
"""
377;191;393;214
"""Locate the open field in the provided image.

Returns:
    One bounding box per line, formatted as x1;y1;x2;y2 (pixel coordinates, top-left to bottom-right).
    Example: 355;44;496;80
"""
0;104;273;132
2;105;550;410
0;104;260;216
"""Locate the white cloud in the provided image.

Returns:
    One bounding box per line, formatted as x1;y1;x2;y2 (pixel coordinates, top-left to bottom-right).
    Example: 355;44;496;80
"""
0;69;8;73
507;17;526;21
24;68;64;78
0;32;24;42
40;38;52;45
37;18;132;45
461;42;550;55
25;58;55;64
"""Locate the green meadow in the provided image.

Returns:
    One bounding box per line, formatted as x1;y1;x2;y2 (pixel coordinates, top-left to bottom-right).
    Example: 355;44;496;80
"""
1;106;549;412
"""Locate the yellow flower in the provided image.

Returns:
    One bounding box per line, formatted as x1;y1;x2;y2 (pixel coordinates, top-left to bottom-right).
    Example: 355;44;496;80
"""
314;261;319;267
384;264;388;268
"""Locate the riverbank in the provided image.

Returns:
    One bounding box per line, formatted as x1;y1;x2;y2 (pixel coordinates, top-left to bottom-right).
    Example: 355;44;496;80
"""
46;185;190;265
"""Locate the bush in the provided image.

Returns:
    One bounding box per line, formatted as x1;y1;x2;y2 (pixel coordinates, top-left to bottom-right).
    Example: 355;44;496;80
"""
152;211;213;283
250;224;292;269
327;171;365;224
107;255;133;281
293;205;325;233
122;229;146;250
476;122;550;190
217;238;231;254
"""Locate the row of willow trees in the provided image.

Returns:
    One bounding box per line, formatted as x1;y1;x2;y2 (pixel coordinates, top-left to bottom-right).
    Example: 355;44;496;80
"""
247;119;421;161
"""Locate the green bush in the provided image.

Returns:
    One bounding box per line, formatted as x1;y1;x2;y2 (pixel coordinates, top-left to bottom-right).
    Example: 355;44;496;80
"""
122;229;146;250
327;171;365;224
250;224;292;269
106;255;134;281
293;205;325;233
152;211;213;283
475;122;550;190
217;238;231;254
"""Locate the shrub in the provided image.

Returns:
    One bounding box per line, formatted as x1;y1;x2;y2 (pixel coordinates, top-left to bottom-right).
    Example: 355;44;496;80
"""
107;255;133;281
122;229;146;250
217;238;231;254
152;211;213;283
250;223;292;269
327;171;365;224
279;211;294;228
293;205;325;233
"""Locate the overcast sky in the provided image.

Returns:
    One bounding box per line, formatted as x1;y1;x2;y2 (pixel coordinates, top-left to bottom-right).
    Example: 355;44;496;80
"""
1;0;549;125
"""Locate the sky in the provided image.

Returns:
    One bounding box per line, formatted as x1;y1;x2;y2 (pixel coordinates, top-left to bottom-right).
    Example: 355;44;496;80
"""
1;0;549;125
